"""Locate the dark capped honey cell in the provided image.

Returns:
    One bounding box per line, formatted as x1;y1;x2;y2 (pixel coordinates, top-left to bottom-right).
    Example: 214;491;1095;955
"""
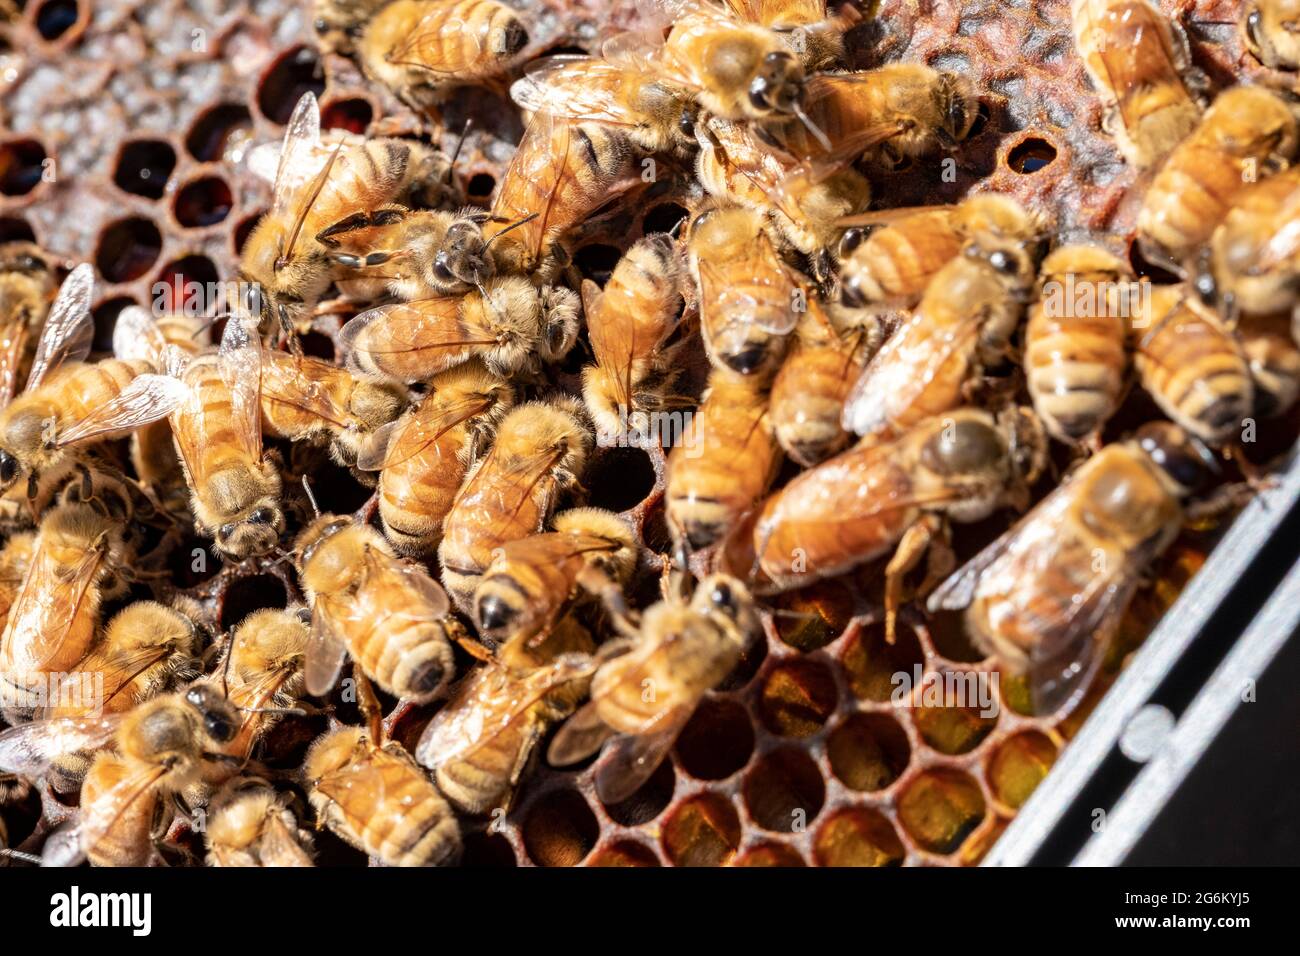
96;217;162;283
839;621;924;703
897;768;987;855
813;808;905;867
466;172;496;201
186;103;253;163
742;748;825;833
35;0;80;41
661;792;742;867
587;840;661;867
758;658;838;737
0;139;47;196
1007;135;1058;174
113;139;175;200
674;697;754;781
522;789;599;867
987;730;1058;809
827;712;911;792
257;46;326;125
174;176;233;228
219;574;288;631
734;842;807;867
584;446;656;513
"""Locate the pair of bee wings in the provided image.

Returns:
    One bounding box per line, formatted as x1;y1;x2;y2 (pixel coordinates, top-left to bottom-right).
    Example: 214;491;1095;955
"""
356;393;494;472
581;277;681;414
385;6;505;75
303;547;451;697
170;316;264;489
260;353;356;432
1250;178;1300;272
209;805;312;867
0;530;110;681
0;713;124;779
927;472;1155;716
696;230;800;341
41;759;168;867
449;441;565;530
340;297;497;376
1075;0;1190;135
414;652;596;769
841;301;985;437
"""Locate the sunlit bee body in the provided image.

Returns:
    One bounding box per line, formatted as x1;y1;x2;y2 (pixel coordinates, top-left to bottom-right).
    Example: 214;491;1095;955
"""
667;370;781;551
1138;86;1298;270
510;56;698;155
1071;0;1202;169
0;531;33;625
340;276;580;384
239;94;447;335
439;399;591;612
548;574;759;803
1132;285;1254;446
1024;245;1131;445
0;265;183;500
0;501;129;716
929;423;1214;715
722;0;849;69
258;350;409;467
838;194;1039;314
297;516;460;703
770;298;875;466
304;725;461;866
416;647;595;814
754;409;1046;638
1243;0;1300;69
0;242;55;406
206;779;314;867
171;319;285;561
473;507;637;651
581;235;685;446
843;202;1046;441
209;609;309;760
36;687;244;866
762;65;977;164
1240;315;1300;418
687;206;799;378
1202;166;1300;320
694;115;873;258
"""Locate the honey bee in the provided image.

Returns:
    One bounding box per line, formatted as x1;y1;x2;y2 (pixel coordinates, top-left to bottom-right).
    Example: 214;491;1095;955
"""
667;369;782;551
1071;0;1203;169
416;647;596;814
687;205;800;378
770;296;875;466
1197;165;1300;322
208;608;310;761
1131;286;1254;446
929;422;1223;715
761;65;978;165
0;242;56;406
1243;0;1300;70
721;0;852;70
1137;86;1299;271
1239;314;1300;418
0;531;33;624
258;349;410;468
837;193;1041;315
171;316;286;561
238;94;448;337
754;408;1047;641
694;114;876;260
581;235;687;446
296;513;462;703
315;0;529;111
0;500;131;716
510;55;699;155
0;265;187;502
473;507;638;651
37;686;246;866
1024;245;1132;446
304;670;461;867
340;275;580;383
842;201;1047;442
206;778;314;867
548;573;760;803
438;398;592;611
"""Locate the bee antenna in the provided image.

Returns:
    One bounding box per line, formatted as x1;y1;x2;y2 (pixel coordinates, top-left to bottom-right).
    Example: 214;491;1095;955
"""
792;100;833;154
238;705;307;717
219;629;236;700
447;119;473;183
481;212;539;253
301;476;321;518
0;847;42;865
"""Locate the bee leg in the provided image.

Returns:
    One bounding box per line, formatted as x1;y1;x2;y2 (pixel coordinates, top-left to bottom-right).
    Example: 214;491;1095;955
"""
884;515;941;644
1184;480;1259;525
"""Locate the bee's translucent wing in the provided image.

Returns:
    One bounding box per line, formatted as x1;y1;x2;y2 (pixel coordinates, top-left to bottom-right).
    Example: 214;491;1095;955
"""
26;263;94;392
0;715;124;777
111;305;167;365
593;704;692;804
52;374;188;448
272;93;323;214
304;597;350;697
217;314;264;465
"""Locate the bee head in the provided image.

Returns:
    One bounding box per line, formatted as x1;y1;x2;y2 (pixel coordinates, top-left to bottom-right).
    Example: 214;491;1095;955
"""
185;685;240;745
216;502;285;561
748;50;802;115
0;447;21;493
1137;422;1217;497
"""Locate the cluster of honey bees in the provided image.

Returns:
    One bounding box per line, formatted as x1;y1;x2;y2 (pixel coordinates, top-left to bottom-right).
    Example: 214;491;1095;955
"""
0;0;1298;867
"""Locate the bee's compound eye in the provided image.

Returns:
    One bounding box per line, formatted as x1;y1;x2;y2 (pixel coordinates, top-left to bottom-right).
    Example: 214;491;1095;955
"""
248;508;274;525
839;228;865;256
218;522;237;540
988;250;1016;274
0;450;17;486
205;713;237;743
314;17;329;33
432;252;457;284
710;581;736;610
678;109;695;137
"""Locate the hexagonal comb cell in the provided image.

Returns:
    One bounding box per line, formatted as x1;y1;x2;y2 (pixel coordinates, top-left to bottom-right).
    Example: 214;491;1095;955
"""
827;713;911;792
661;793;742;867
897;768;988;856
813;808;906;867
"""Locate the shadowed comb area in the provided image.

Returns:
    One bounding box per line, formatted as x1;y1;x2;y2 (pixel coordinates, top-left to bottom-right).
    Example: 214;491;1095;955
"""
0;0;1290;867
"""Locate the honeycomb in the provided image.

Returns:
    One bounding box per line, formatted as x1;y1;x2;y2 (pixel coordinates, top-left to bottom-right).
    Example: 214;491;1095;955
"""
0;0;1290;867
